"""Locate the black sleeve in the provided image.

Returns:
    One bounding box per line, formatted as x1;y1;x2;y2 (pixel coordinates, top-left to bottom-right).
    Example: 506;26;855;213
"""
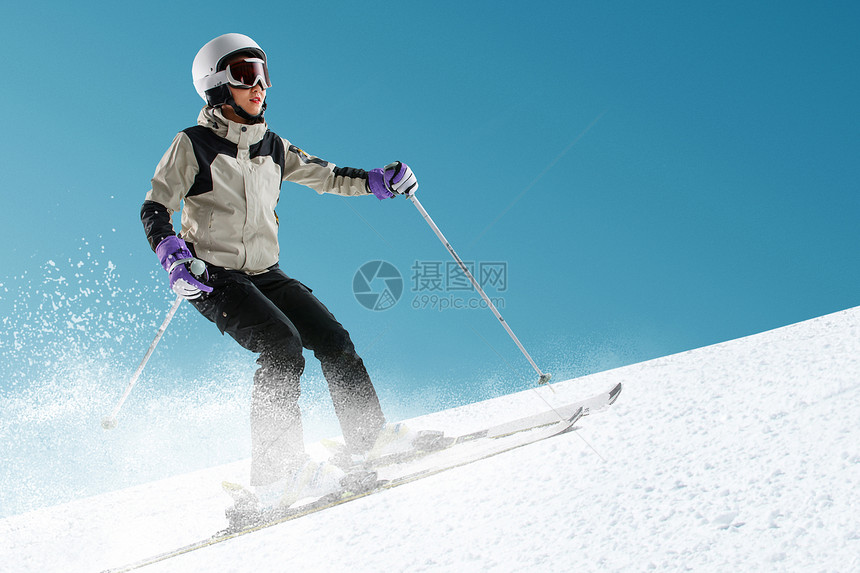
140;200;175;252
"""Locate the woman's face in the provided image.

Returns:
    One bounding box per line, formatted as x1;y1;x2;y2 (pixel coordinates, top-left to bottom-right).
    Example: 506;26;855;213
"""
224;54;267;120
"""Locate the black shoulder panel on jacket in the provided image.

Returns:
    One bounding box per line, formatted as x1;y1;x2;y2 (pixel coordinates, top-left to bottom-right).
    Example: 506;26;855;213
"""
250;131;287;186
182;126;238;198
140;200;175;252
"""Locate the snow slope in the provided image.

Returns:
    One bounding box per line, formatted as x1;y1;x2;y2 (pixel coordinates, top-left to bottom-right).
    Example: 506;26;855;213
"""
2;306;859;572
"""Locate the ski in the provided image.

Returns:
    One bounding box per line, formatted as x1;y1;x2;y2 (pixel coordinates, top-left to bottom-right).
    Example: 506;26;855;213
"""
326;381;623;470
363;380;621;468
101;383;620;573
102;409;581;573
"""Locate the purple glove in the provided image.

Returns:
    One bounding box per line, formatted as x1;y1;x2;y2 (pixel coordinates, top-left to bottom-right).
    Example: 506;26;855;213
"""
367;162;418;200
155;236;213;299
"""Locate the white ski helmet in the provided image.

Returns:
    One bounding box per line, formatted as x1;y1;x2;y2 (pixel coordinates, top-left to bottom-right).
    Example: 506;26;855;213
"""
192;33;268;105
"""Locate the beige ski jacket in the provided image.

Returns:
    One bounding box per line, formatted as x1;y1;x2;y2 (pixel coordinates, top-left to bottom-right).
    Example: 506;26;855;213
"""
143;106;371;274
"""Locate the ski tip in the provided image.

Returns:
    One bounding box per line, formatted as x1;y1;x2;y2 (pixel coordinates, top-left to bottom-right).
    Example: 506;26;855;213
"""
555;406;585;437
608;383;622;405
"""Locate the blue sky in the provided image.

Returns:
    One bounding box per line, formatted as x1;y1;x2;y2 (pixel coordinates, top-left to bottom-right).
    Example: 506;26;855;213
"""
1;0;859;401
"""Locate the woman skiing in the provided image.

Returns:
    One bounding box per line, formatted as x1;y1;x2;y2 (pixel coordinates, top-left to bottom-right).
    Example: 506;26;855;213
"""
141;33;418;508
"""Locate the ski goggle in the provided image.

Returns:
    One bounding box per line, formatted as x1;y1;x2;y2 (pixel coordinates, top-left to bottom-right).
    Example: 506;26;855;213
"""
225;58;271;89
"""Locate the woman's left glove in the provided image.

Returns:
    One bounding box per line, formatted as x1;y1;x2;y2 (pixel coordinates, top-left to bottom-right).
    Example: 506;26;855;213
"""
155;236;213;299
368;162;418;199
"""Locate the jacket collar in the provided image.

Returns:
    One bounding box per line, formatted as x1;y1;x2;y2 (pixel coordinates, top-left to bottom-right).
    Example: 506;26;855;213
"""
198;106;268;147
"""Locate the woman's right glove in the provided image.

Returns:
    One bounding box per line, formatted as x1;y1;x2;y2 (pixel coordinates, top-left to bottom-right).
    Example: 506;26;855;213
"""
155;236;213;299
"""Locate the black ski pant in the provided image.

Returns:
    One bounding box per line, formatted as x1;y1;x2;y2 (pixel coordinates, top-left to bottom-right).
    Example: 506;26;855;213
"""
190;264;386;486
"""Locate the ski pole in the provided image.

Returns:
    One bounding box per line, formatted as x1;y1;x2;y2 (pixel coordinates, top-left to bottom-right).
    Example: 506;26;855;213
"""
101;294;183;429
408;193;552;385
